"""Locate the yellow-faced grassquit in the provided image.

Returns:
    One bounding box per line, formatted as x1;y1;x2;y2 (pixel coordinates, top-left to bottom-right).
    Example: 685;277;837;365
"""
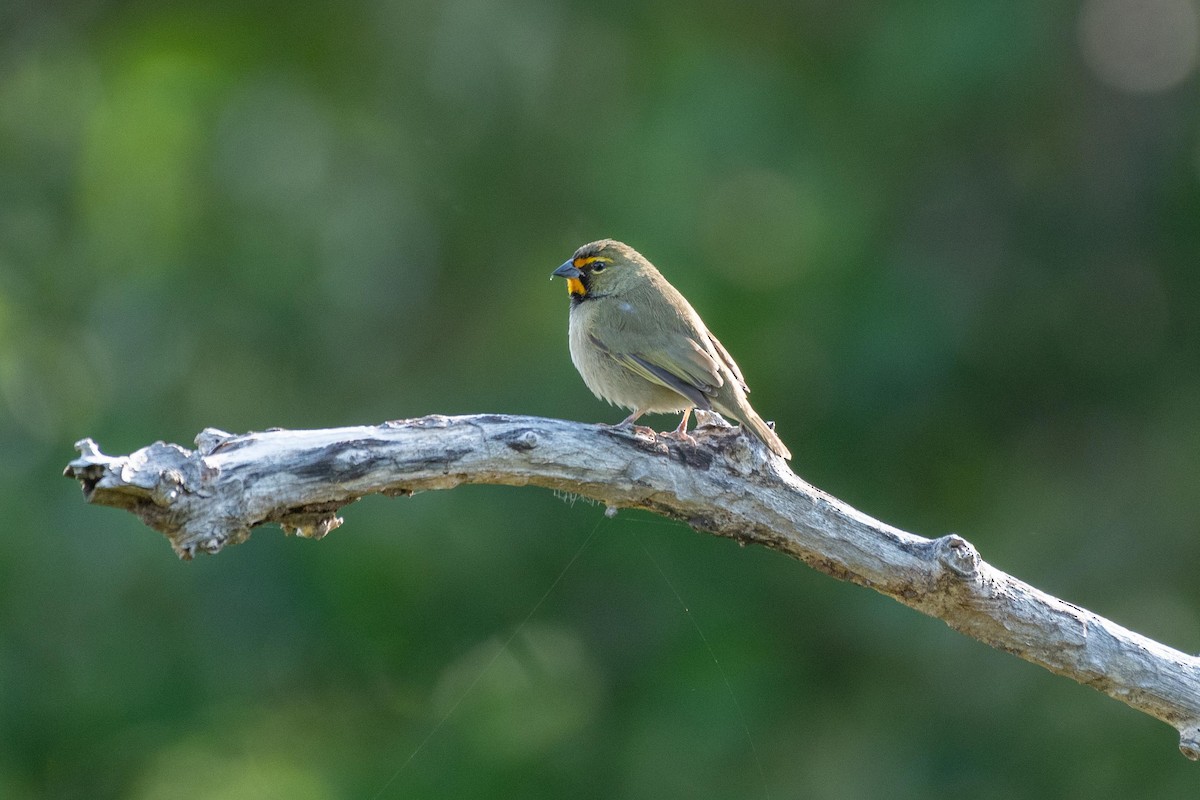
552;239;791;460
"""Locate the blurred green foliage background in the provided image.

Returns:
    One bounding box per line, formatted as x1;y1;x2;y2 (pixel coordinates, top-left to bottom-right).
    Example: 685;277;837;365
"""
3;0;1199;796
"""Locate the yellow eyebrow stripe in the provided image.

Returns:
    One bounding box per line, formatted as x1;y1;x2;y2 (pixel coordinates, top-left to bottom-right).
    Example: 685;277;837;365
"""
573;255;614;268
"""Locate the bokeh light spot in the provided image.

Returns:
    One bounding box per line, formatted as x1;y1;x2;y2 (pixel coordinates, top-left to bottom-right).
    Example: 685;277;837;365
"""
1079;0;1200;93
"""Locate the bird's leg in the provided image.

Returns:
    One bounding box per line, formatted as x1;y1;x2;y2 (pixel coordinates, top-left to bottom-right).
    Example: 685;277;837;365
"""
661;408;697;444
610;409;656;438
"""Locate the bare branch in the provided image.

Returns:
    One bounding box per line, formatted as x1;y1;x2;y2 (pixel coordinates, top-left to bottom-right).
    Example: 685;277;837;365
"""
63;413;1200;759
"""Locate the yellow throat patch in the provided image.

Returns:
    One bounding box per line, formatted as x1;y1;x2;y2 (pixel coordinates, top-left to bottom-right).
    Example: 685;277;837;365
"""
566;255;613;296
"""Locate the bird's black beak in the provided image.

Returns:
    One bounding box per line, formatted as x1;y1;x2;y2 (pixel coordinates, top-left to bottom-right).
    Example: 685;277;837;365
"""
553;261;583;279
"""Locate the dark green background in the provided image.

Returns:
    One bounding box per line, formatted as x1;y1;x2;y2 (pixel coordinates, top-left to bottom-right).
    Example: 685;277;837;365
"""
3;0;1199;797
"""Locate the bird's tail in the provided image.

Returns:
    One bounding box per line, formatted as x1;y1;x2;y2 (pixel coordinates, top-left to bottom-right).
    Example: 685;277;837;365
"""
728;403;792;460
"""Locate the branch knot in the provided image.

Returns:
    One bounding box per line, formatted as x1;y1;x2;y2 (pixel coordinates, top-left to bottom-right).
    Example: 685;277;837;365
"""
934;533;980;577
1180;727;1200;761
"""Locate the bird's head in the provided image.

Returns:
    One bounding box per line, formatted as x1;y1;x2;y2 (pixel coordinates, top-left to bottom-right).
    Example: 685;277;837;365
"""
552;239;649;302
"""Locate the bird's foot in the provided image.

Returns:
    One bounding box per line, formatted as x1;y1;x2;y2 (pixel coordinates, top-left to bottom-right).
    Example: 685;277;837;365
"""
659;428;697;446
606;420;658;439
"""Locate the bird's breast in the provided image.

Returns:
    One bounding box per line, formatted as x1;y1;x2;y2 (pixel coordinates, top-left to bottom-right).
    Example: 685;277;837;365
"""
565;296;690;413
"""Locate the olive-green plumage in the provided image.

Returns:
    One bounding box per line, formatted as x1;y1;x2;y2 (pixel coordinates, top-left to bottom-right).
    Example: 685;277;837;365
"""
552;239;792;460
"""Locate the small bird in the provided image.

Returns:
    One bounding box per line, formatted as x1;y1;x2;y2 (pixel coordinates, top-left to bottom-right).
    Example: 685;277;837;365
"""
552;239;791;460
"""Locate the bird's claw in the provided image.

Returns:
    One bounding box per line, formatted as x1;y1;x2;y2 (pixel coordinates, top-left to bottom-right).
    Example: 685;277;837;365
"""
660;429;697;446
606;421;658;438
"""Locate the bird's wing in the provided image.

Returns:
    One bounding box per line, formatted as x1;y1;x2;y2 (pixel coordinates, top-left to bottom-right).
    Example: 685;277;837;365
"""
706;332;749;394
586;332;722;411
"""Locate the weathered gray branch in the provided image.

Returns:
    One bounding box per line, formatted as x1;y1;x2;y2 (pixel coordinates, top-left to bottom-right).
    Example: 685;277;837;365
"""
63;413;1200;758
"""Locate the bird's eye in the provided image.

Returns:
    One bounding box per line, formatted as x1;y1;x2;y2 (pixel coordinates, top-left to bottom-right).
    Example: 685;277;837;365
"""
592;263;606;272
